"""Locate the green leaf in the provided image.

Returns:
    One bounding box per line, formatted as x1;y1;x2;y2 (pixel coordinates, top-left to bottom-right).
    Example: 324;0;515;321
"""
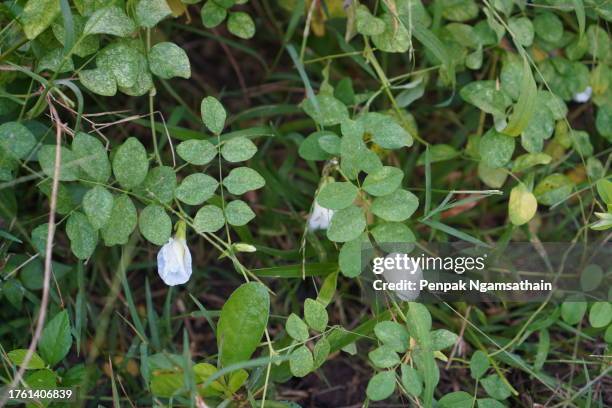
500;52;523;100
177;139;216;165
508;183;537;226
369;345;400;368
400;364;422;397
431;329;458;351
371;189;419;222
533;12;563;43
561;298;587;325
440;0;478;22
151;372;183;397
25;368;57;389
139;205;171;245
439;391;473;408
221;137;257;162
201;1;227;28
589;302;612;328
224;200;255;226
31;224;49;256
339;237;366;278
79;69;117;96
362;166;404;197
8;349;46;369
97;42;142;88
0;152;17;181
569;130;593;157
304;298;328;332
299;131;334;161
460;81;512;116
302;95;349;127
135;0;172;28
19;0;60;39
596;104;612;142
38;145;80;181
502;57;537;137
317;182;358;210
217;282;269;366
101;194;137;246
286;313;309;342
193;205;225;233
359;112;413;149
227;12;255;39
374;321;409;353
538;91;567;120
370;222;416;253
521;108;554;153
605;324;612;344
508;17;534;47
175;173;218;205
416;144;459;165
143;166;176;204
84;6;136;36
534;173;574;206
366;370;396;401
340;120;383;178
406;303;437;406
512;153;551;172
596;179;612;204
356;5;385;36
445;23;477;48
83;186;113;230
479;129;515;168
481;374;512;400
113;137;149;189
72;132;110;182
477;398;506;408
39;310;72;366
372;13;411;53
38;48;74;73
466;46;483;70
327;205;366;243
118;57;153;96
0;122;36;160
2;279;23;308
223;167;265;195
289;346;314;377
149;42;191;79
66;212;98;259
470;350;489;379
586;25;610;60
313;337;331;368
201;96;226;134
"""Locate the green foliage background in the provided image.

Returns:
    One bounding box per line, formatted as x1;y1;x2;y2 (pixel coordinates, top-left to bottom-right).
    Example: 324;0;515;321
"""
0;0;611;406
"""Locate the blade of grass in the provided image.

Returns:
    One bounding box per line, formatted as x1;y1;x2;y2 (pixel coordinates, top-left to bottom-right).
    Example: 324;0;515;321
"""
502;56;537;137
145;277;160;350
421;219;492;247
252;262;337;278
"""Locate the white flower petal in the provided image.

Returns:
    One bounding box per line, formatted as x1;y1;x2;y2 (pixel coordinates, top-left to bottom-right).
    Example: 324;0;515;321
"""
572;86;592;103
308;201;334;231
157;238;192;286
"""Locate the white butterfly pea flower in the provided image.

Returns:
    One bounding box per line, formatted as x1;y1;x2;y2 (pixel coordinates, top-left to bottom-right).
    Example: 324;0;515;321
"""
157;221;192;286
573;86;592;103
308;201;334;231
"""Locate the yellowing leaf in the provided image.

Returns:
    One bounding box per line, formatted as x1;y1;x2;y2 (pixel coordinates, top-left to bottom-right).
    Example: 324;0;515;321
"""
508;184;537;226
